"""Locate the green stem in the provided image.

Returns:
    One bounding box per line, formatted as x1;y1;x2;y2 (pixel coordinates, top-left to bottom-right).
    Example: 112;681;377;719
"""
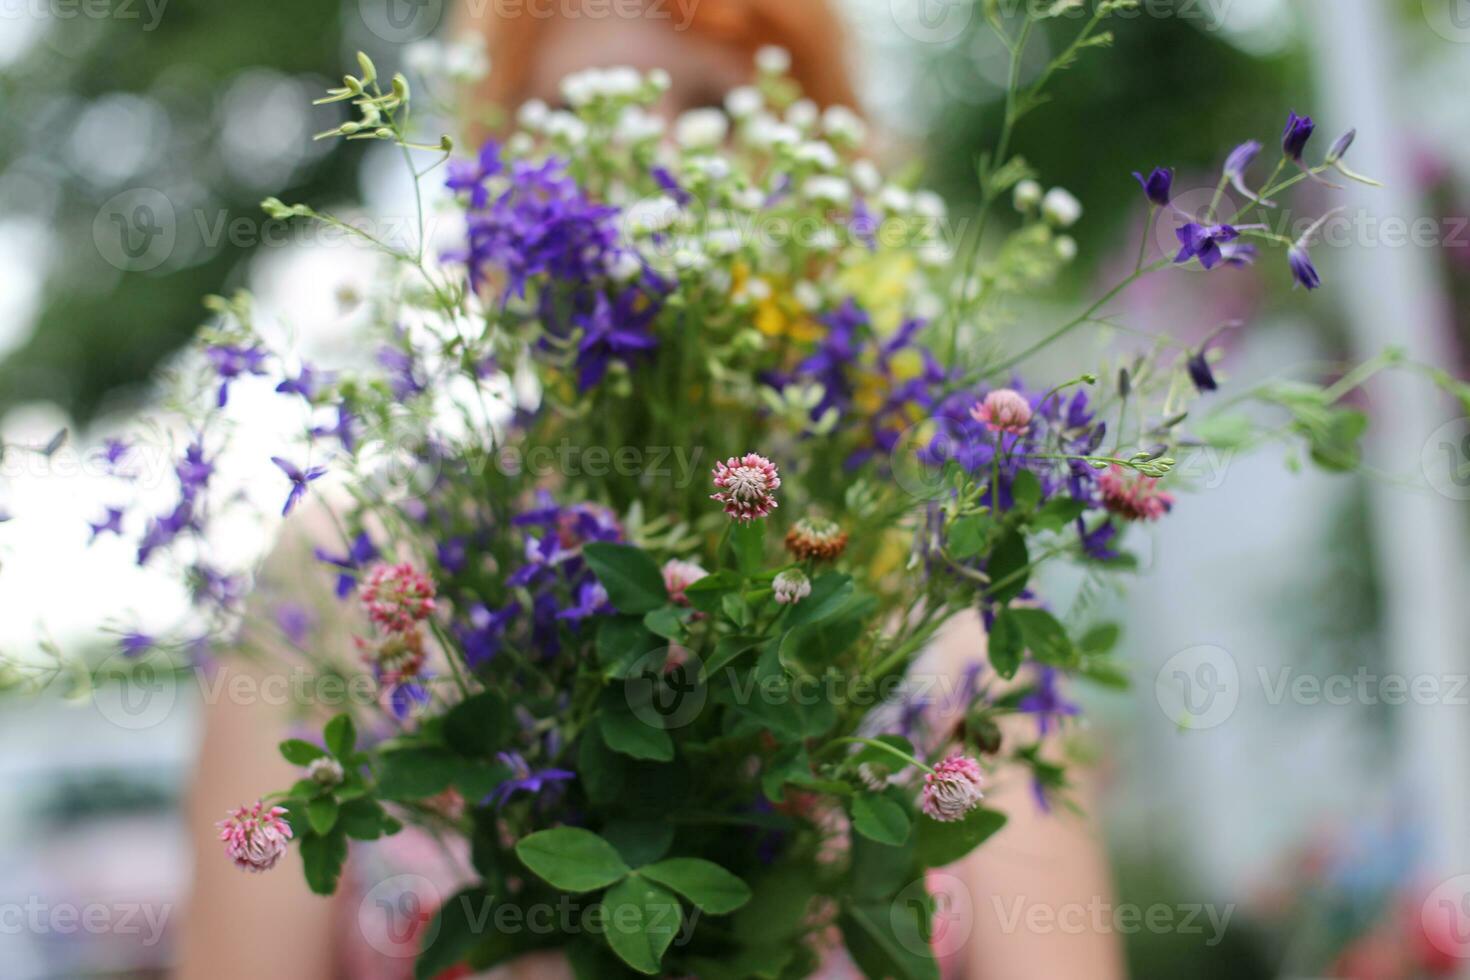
821;736;934;774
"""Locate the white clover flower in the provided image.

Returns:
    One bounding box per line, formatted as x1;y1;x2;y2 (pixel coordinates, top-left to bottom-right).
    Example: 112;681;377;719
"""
746;115;800;150
674;248;709;272
794;280;823;311
647;68;671;93
725;86;763;119
1013;179;1043;211
691;157;731;181
624;195;682;235
809;227;841;251
602;66;643;99
914;191;947;221
795;141;840;171
560;70;598;108
756;45;791;75
851;160;882;195
822;105;868;147
743;278;773;301
1054;235;1078;262
507;132;535;156
443;37;490;83
517;99;550;132
732;186;765;211
914;292;944;321
705;228;744;257
615;107;665;144
675;108;729;149
919;241;954;267
803;176;852;206
543;111;588;145
879;185;913;214
1042;187;1083;228
403;41;443;80
786;99;819;132
607;251;644;282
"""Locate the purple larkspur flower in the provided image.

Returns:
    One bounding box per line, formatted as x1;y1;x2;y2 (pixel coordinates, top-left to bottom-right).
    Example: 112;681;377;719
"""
1187;350;1218;393
205;344;269;408
274;602;316;645
136;499;196;565
176;438;214;501
276;363;325;400
437;537;468;575
1326;129;1356;165
1287;244;1321;290
1017;666;1081;737
88;506;125;543
1132;167;1173;207
194;564;247;610
1282;111;1315;162
311;403;357;453
314;531;378;597
1222;139;1274;206
485;751;575;808
120;632;155;658
651;165;692;206
446;140;504;209
557;580;611;622
97;438;131;471
1174;222;1240;270
572;285;662;391
456;602;520;669
271;457;327;516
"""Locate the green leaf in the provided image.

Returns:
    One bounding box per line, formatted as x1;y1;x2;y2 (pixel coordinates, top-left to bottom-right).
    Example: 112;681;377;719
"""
1079;622;1121;655
986;528;1030;603
730;519;765;576
850;794;912;847
515;828;631;893
760;743;810;803
601;877;683;975
780;574;854;631
639;858;752;915
642;606;686;641
915;808;1007;867
683;570;742;614
583;543;669;614
306;796;339;835
946;514;992;560
300;828;348;895
1080;656;1131;689
987;610;1023;680
338;798;391;840
1033;496;1087;532
598;616;660;679
601;819;674;868
444;691;514;757
703;635;760;679
416;886;494;980
280;739;327;766
377;748;508;802
841;901;940;980
1011;468;1043;512
324;713;356;758
1008;607;1076;667
598;703;675;762
1194;412;1254;450
578;726;629;806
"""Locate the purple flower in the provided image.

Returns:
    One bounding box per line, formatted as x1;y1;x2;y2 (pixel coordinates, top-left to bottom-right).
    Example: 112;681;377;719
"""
572;285;662;391
1219;242;1258;267
175;439;214;501
136;499;196;565
651;165;692;206
97;438;132;472
456;602;519;669
1077;518;1120;562
1186;350;1218;393
1223;140;1273;206
1287;244;1321;290
557;580;611;622
205;344;270;408
276;363;325;400
271;456;327;516
1017;667;1081;736
437;537;468;575
311;403;357;453
1326;129;1356;165
1282;111;1315;162
88;506;125;543
446;140;504;209
1174;222;1240;270
485;751;575;807
314;531;378;597
389;681;431;719
377;345;426;400
120;632;155;658
274;602;316;645
1132;167;1173;207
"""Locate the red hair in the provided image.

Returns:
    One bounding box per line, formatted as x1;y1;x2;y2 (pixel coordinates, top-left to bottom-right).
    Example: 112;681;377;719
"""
468;0;858;112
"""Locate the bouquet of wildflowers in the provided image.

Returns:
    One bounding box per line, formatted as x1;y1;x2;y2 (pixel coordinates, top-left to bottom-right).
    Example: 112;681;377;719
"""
10;4;1466;977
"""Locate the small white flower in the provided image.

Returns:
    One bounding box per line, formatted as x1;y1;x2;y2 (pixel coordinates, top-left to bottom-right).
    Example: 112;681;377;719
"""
851;160;882;195
1054;235;1078;262
647;68;671;93
804;176;852;206
1042;187;1083;228
756;45;791;75
543;111;588;146
615;107;665;144
786;99;819;131
732;186;765;211
705;228;744;256
794;280;823;311
607;251;644;282
507;132;534;156
914;292;944;321
725;86;763;119
919;241;954;267
675;108;729;149
809;227;841;251
880;185;914;214
747;116;801;150
914;191;947;221
674;248;709;272
517;99;550;132
306;757;344;787
1013;179;1043;211
692;157;731;181
795;140;840;171
822;105;868;146
773;569;812;605
743;278;773;301
444;38;490;83
624;195;682;235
